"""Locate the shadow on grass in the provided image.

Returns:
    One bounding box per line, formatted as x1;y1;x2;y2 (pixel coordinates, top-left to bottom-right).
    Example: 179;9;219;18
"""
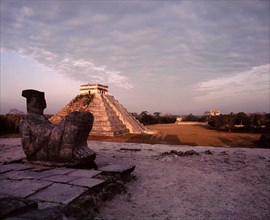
125;134;198;146
195;124;224;132
89;133;197;146
218;136;258;148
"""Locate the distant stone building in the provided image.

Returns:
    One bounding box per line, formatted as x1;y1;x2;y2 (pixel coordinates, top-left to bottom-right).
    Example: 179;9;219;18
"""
50;84;146;136
175;116;182;124
204;110;221;116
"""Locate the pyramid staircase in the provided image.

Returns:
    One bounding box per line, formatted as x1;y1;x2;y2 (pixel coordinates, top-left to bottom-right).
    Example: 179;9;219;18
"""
49;92;146;137
104;95;146;133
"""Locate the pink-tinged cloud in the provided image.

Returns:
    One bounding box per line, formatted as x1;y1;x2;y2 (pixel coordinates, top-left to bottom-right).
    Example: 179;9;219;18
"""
17;47;133;89
194;64;269;103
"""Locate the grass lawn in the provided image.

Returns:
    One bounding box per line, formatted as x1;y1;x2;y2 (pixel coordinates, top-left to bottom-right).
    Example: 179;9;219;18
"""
90;123;261;148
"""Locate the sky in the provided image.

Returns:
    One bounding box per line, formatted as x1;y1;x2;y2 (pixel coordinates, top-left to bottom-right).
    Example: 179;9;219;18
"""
0;0;269;115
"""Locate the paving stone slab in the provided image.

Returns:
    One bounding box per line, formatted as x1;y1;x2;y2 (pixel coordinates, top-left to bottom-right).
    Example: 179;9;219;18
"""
28;183;87;204
69;177;105;188
38;168;76;176
1;170;56;180
1;163;35;171
0;165;13;174
0;143;25;164
68;169;101;178
1;171;32;180
0;179;52;198
98;164;136;174
31;167;53;172
42;174;80;183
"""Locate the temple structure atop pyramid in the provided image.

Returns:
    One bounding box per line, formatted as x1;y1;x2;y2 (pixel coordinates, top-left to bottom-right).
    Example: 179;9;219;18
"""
50;84;146;136
80;83;108;95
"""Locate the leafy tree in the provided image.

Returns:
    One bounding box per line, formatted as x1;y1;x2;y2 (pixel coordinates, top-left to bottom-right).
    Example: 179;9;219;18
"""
0;114;21;135
184;114;200;122
208;115;235;131
208;112;270;132
140;111;148;117
138;111;176;125
139;111;154;125
154;112;161;117
235;112;249;126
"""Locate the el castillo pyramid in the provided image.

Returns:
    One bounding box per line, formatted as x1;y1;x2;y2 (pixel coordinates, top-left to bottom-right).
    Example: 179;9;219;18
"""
49;84;146;136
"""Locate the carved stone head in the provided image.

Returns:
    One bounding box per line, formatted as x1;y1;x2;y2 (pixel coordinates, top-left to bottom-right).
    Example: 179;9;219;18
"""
22;89;47;115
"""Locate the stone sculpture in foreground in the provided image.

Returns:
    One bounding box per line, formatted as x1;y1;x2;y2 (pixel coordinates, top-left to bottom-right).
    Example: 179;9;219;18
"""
20;89;96;166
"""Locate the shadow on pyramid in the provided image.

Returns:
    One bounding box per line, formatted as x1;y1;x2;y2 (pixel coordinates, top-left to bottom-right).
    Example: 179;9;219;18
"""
50;84;146;136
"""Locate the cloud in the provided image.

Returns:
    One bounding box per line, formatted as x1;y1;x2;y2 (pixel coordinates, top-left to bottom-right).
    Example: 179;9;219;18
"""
17;47;133;89
0;0;269;113
1;1;269;78
194;64;270;103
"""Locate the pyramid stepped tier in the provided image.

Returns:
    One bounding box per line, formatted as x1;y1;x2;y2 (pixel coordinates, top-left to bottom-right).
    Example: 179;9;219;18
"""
104;95;146;134
49;95;94;123
50;83;146;136
50;93;137;136
89;94;130;136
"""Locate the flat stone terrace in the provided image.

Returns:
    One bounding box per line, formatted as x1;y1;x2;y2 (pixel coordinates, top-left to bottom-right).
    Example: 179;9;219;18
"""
1;138;270;220
0;163;104;209
0;138;135;219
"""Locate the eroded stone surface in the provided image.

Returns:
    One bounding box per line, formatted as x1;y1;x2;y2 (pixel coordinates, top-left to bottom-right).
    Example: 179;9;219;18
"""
69;177;105;188
22;89;46;115
0;139;137;219
0;166;13;174
99;164;136;174
37;168;75;176
20;89;96;166
68;169;101;178
28;183;87;204
0;179;52;198
1;163;34;171
0;165;109;208
1;170;55;180
20;112;96;165
0;143;25;164
42;175;79;183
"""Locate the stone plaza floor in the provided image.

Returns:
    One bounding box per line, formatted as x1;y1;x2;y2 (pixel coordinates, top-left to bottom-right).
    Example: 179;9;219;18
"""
0;138;135;219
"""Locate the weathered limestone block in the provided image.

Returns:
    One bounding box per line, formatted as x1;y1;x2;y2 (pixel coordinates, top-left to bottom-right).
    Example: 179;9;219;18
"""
22;89;47;115
20;89;95;165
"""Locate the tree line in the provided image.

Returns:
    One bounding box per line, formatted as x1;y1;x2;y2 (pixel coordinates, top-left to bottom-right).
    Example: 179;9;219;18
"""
134;111;176;125
1;110;269;135
207;112;270;133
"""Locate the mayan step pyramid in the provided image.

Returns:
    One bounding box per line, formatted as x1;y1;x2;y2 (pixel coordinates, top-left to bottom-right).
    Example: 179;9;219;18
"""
50;84;146;136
